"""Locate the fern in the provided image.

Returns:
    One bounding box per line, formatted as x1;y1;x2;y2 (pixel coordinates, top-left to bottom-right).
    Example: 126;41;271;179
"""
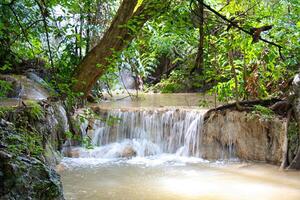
27;101;44;120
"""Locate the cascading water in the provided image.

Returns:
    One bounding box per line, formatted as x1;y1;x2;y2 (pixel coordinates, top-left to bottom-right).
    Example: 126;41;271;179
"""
74;108;208;159
60;95;300;200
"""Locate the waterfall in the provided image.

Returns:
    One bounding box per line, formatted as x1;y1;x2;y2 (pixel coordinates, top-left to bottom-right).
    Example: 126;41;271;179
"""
76;108;207;158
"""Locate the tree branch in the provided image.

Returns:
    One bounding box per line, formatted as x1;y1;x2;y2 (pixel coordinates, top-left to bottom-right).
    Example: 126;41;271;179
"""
191;0;284;60
8;4;35;55
11;19;44;43
35;0;54;68
205;98;282;117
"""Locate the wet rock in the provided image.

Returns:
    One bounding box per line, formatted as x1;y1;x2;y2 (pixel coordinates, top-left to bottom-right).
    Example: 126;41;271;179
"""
62;147;80;158
201;110;285;164
55;163;67;173
0;151;12;159
0;156;64;200
45;142;63;167
0;75;22;98
0;74;49;100
121;146;137;158
288;74;300;169
1;59;48;77
0;122;64;200
0;72;70;198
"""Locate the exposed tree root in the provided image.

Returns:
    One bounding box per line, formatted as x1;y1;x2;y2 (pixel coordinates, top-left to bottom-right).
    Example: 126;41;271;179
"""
205;98;282;118
280;109;292;170
288;146;300;170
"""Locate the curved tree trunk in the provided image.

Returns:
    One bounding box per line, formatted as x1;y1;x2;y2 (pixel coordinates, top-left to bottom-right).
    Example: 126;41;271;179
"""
193;0;204;75
72;0;170;97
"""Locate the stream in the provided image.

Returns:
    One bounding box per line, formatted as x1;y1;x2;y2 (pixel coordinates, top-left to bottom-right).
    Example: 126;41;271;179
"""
59;93;300;200
61;160;300;200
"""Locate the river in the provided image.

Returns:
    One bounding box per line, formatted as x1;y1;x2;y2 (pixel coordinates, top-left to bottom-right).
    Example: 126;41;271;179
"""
59;93;300;200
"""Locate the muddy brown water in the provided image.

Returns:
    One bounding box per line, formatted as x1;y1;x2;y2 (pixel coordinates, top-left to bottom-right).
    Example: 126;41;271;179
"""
60;93;299;200
91;92;217;109
60;158;300;200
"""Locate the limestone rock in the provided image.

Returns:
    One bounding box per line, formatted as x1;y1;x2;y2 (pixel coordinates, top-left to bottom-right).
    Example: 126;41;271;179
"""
201;110;285;164
121;146;137;158
55;163;67;173
62;147;80;158
0;122;64;200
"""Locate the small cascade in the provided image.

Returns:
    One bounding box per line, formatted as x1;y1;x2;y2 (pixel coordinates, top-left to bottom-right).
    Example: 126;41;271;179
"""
76;108;208;159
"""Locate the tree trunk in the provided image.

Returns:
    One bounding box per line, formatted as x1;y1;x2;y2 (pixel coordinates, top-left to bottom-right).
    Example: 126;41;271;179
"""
192;0;204;75
85;2;91;55
228;50;242;110
72;0;170;97
281;109;291;170
79;8;83;60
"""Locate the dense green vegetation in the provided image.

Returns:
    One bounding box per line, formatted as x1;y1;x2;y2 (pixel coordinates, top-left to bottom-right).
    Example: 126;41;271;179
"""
0;0;299;101
2;2;300;198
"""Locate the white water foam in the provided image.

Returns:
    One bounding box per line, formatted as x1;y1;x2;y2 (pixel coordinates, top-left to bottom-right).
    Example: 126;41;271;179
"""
82;109;206;157
61;153;209;169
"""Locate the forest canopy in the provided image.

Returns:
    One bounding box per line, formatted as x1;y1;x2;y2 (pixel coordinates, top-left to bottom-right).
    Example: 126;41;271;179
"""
0;0;299;101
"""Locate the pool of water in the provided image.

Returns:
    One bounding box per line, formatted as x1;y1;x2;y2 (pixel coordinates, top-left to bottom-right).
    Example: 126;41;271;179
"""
92;93;218;109
61;93;299;199
60;156;300;200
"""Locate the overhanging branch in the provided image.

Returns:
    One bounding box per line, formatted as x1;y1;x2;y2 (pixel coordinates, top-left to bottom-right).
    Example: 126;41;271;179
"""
191;0;284;60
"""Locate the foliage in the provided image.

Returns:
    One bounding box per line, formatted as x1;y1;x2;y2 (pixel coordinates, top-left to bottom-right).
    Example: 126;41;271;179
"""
71;108;121;148
203;0;299;101
0;80;12;97
0;106;14;119
26;101;44;120
77;108;121;126
198;99;210;108
0;0;299;102
65;130;93;149
3;126;43;158
153;70;188;93
82;136;93;149
250;105;275;120
96;0;299;102
0;0;119;101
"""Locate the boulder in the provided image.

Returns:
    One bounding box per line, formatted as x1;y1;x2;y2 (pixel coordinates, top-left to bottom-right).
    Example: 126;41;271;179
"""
201;110;285;164
0;121;64;200
121;146;137;158
62;147;80;158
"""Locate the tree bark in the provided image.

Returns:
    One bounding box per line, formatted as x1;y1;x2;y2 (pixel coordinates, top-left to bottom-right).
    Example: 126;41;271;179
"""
72;0;170;97
85;2;91;55
192;0;204;75
281;109;292;170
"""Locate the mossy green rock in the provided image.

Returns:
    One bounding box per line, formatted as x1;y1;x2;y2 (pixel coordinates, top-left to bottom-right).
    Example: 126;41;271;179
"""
0;120;64;200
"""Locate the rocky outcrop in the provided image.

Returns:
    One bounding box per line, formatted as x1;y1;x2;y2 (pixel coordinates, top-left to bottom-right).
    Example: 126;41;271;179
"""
121;146;137;158
288;73;300;169
0;74;69;167
1;101;68;167
0;73;68;199
201;110;285;164
0;74;49;100
0;75;22;98
73;107;286;165
0;120;64;200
